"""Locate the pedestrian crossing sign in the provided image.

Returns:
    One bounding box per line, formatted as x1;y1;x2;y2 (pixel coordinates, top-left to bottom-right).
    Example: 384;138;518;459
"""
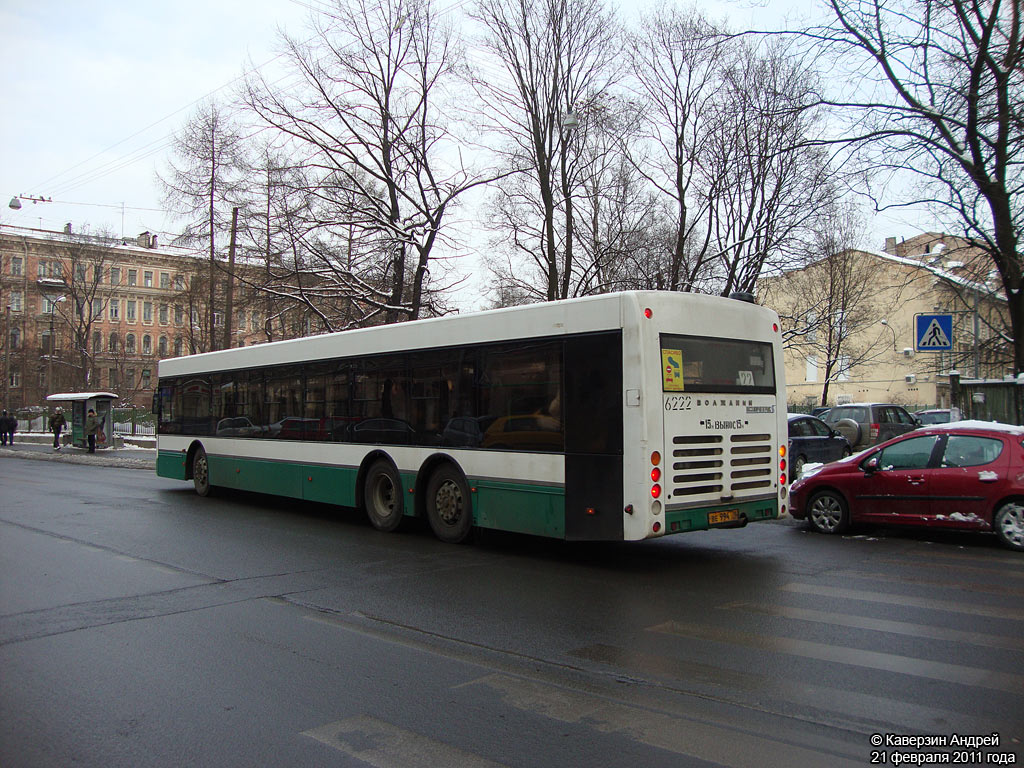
915;313;953;352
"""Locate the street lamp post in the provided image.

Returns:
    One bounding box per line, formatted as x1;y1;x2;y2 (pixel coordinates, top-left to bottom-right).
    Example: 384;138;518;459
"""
880;319;898;352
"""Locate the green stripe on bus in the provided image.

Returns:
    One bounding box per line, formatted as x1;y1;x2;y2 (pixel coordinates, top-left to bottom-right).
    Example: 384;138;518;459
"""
666;498;778;533
158;451;566;538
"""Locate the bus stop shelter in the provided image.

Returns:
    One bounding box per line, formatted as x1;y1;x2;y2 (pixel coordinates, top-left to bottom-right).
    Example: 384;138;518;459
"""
45;392;120;449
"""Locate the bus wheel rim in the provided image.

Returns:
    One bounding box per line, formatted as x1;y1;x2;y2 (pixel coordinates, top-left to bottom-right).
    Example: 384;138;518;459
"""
195;455;208;486
372;475;396;513
436;480;462;525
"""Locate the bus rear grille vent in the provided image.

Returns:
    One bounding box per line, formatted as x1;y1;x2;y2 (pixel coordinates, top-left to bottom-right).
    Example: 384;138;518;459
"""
671;435;724;496
728;433;773;491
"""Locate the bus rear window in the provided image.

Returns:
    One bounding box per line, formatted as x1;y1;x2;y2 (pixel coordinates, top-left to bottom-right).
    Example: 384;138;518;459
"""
660;334;775;394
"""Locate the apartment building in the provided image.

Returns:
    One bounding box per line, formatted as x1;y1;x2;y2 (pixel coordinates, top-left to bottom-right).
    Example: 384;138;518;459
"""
1;224;269;410
759;233;1012;410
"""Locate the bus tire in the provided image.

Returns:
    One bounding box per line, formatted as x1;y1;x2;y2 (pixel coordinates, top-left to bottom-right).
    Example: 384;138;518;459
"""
426;464;473;544
364;459;404;532
193;445;212;497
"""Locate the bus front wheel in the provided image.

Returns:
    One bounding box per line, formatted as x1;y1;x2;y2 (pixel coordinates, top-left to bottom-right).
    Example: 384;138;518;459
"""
193;446;212;497
426;464;473;544
364;459;404;532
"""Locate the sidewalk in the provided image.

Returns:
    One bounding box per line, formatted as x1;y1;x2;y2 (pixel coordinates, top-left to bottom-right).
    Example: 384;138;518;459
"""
0;435;156;470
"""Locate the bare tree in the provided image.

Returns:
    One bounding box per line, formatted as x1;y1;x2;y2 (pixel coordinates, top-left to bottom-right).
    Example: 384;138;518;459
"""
158;100;248;350
244;0;493;324
626;5;724;292
806;0;1024;371
472;0;620;301
763;208;898;406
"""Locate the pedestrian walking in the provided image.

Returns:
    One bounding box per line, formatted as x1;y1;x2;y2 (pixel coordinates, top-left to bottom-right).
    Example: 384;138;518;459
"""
1;409;14;446
85;408;101;453
49;407;67;450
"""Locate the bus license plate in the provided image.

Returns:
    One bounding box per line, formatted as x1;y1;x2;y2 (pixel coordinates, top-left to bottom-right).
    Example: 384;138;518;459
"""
708;509;739;525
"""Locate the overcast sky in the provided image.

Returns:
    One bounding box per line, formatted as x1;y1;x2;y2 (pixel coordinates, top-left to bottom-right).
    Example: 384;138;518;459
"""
0;0;927;308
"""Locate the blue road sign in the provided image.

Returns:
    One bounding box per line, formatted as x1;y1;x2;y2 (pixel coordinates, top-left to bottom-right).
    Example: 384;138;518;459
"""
915;313;953;352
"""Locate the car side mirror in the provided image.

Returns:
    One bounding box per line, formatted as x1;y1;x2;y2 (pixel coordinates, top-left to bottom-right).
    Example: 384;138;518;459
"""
864;456;881;474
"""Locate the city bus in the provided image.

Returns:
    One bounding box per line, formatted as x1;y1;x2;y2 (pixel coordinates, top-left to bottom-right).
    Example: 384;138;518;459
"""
154;291;787;543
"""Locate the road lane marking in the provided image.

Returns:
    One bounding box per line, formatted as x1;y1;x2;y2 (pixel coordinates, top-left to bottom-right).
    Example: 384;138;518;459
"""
462;673;863;768
717;601;1024;650
830;569;1024;598
568;643;987;734
648;621;1024;694
302;715;507;768
781;582;1024;621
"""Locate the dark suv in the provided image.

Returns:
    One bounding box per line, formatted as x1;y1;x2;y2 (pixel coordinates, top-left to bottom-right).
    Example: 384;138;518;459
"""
822;403;920;450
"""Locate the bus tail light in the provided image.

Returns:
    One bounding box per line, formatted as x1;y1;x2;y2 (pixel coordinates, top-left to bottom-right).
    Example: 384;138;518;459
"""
651;467;661;482
651;484;662;499
644;308;653;319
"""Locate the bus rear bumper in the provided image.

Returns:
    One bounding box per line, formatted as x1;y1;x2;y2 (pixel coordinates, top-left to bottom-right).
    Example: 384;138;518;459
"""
663;497;778;535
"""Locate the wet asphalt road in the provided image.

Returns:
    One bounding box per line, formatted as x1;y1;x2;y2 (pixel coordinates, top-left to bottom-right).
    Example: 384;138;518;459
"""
1;453;1022;767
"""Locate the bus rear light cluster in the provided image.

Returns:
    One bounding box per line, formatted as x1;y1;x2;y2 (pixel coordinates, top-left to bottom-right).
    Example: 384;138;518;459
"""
650;450;662;499
779;445;788;488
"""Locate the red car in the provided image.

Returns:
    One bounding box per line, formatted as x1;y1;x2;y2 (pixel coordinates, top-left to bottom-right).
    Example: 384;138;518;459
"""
789;421;1024;551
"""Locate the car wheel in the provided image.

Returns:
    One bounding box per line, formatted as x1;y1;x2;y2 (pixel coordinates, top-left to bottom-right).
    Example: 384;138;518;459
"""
994;501;1024;551
193;446;212;497
426;464;474;544
794;454;807;478
808;489;849;535
364;459;404;532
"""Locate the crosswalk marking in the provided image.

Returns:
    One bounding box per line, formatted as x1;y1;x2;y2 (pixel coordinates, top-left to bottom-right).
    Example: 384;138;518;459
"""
648;620;1024;694
717;601;1024;650
781;582;1024;620
303;715;508;768
463;673;864;768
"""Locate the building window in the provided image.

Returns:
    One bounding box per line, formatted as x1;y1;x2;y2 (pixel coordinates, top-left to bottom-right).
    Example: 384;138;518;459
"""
142;335;152;355
158;336;168;356
142;369;151;388
38;261;48;278
109;368;119;389
174;275;184;291
126;301;137;322
126;333;136;354
805;355;818;383
93;330;102;353
76;263;87;282
10;256;22;276
143;301;153;323
126;368;135;386
174;305;184;325
174;337;184;356
8;371;20;388
43;296;63;314
110;267;121;285
92;298;102;318
42;330;54;355
109;332;119;352
128;269;137;287
110;301;120;321
159;304;168;324
213;311;223;327
9;328;20;349
160;272;170;290
9;291;22;312
94;265;104;284
144;271;153;288
52;262;63;278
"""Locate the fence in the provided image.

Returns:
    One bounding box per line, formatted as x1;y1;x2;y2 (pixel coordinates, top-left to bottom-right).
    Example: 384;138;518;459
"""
952;374;1024;425
13;408;156;436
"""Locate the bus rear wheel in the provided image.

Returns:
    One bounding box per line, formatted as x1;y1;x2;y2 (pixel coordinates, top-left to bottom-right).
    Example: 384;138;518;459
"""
364;459;404;532
426;464;473;544
193;446;212;497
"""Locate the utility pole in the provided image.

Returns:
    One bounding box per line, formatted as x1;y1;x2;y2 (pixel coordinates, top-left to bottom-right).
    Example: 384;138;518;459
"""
223;207;238;351
3;304;10;410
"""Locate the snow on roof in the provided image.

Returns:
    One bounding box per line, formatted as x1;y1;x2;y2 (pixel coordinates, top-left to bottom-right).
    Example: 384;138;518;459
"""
46;392;120;401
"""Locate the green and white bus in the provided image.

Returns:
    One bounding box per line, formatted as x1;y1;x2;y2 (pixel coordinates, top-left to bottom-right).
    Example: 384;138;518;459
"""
155;291;788;543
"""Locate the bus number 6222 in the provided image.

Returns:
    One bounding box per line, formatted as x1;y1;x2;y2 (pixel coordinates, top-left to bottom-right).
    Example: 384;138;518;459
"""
665;395;693;411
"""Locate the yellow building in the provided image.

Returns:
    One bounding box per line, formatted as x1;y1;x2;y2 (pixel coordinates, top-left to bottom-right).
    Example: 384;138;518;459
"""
759;233;1011;411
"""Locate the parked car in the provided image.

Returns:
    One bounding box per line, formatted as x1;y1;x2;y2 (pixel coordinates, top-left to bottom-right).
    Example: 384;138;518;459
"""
822;402;920;450
788;413;852;476
914;408;962;425
789;421;1024;551
811;407;831;419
